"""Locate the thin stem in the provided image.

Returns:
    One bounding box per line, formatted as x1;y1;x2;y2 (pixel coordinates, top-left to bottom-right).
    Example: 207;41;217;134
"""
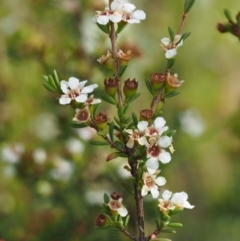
109;22;123;106
177;12;187;34
146;227;163;241
121;227;137;241
130;161;145;241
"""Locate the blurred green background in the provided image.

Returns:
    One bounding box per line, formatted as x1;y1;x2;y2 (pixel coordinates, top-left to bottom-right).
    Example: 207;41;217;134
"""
0;0;240;240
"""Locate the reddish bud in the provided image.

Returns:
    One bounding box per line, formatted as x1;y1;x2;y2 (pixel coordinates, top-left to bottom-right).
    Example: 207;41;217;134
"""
94;112;108;130
140;109;153;121
165;73;184;93
104;78;118;97
96;214;111;227
123;78;138;98
151;73;166;90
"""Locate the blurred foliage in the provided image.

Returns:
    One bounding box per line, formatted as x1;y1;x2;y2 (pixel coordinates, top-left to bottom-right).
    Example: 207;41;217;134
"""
0;0;240;240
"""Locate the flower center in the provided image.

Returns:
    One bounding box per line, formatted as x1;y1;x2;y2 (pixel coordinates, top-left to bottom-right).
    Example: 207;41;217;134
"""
148;144;161;157
68;89;80;99
109;200;121;210
145;175;155;188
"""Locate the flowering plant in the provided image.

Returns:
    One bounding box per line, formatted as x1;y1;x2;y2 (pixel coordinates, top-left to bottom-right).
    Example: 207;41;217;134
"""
42;0;196;240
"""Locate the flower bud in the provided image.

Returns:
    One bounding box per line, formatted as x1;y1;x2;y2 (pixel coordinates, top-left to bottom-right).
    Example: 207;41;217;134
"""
97;51;112;64
140;109;153;121
165;73;184;93
104;78;118;97
150;73;166;90
94;112;108;130
123;78;138;98
95;214;111;227
117;49;132;65
73;107;90;123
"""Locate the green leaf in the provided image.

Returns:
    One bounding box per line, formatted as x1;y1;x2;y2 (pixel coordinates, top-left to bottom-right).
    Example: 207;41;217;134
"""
90;141;109;146
109;122;114;141
52;69;61;92
123;104;130;115
48;75;57;89
166;58;175;69
152;109;163;120
145;79;155;95
114;141;125;150
154;219;161;229
163;91;180;98
42;81;58;93
132;112;138;128
103;193;110;203
168;26;175;42
184;0;196;13
123;215;130;227
114;116;121;126
118;65;128;77
167;223;183;228
181;32;191;42
118;105;124;121
125;93;140;105
161;229;176;234
121;183;134;195
98;93;116;105
165;130;176;137
224;9;233;22
97;23;110;34
123;117;132;125
92;102;102;118
116;21;128;34
70;122;88;128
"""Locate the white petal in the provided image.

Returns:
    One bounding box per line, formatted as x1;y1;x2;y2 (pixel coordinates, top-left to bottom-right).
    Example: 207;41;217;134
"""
59;96;71;105
117;206;128;217
97;15;109;25
141;185;149;196
123;3;136;13
162;190;172;201
158;136;172;148
138;136;147;146
147;167;157;175
91;99;102;104
60;80;69;94
111;1;123;11
82;84;98;94
68;77;80;90
133;10;146;20
161;37;170;46
146;157;159;170
154;117;166;130
183;200;194;209
155;176;166;186
159;126;168;135
109;13;122;23
75;94;88;103
150;186;159;198
126;138;134;148
125;129;133;135
165;49;177;59
158;150;171;164
137;121;148;132
127;19;140;24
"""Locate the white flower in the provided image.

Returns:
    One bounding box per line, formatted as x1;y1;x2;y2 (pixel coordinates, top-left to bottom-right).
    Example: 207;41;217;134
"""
171;191;194;209
146;135;172;173
59;77;98;105
158;190;194;213
160;35;183;59
1;143;24;164
84;95;101;106
108;193;128;217
141;170;166;198
125;121;148;148
93;0;146;25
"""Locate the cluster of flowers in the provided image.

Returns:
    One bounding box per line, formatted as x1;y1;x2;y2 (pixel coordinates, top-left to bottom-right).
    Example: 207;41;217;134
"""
93;0;146;25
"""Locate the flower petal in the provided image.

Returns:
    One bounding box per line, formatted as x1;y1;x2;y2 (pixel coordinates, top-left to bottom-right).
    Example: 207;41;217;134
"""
158;136;172;148
123;3;136;13
59;96;71;105
68;77;80;90
141;185;149;196
60;80;69;94
158;150;171;164
165;48;177;59
137;121;148;132
155;176;166;186
75;94;88;103
146;157;159;170
82;84;98;94
97;15;109;25
117;206;128;217
162;190;172;201
154;117;166;130
161;37;170;46
133;10;146;20
150;186;159;198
